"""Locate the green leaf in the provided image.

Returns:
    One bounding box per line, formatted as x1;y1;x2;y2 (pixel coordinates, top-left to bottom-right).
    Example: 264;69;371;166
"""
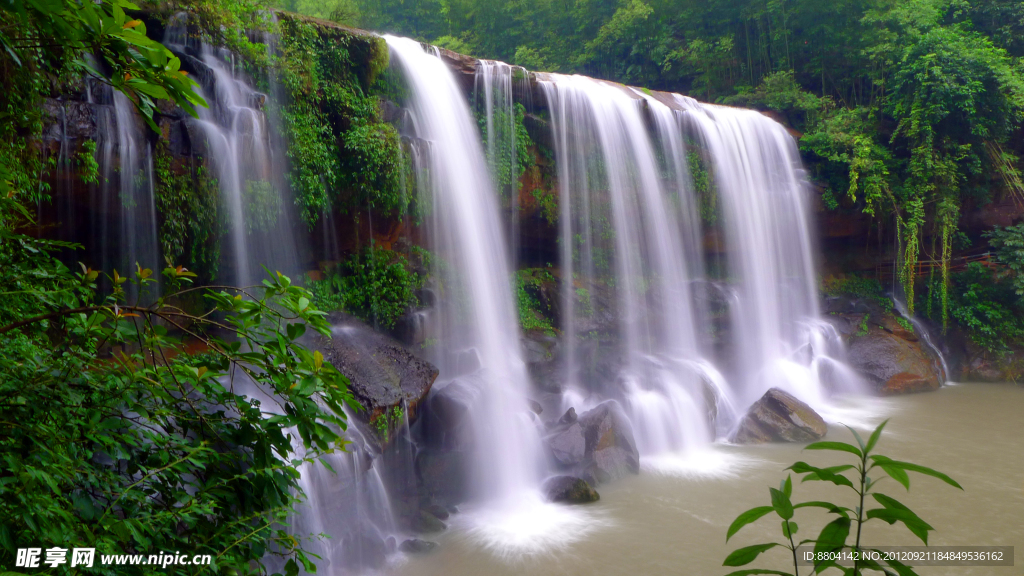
865;508;933;544
845;425;867;451
804;441;862;458
864;419;889;454
788;461;855;489
891;461;963;490
871;455;911;490
723;570;794;576
813;516;851;554
769;487;794;520
723;543;780;567
726;506;775;541
781;520;798;538
793;501;851;516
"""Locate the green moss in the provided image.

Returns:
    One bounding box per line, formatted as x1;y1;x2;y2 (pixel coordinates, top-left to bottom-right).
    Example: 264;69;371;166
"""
516;268;556;335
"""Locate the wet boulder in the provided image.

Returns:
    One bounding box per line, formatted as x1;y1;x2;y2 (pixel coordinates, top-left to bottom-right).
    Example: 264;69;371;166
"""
846;323;943;394
400;539;438;554
543;475;600;504
576;401;640;484
415;449;469;508
732;388;826;444
312;313;439;424
546;421;585;467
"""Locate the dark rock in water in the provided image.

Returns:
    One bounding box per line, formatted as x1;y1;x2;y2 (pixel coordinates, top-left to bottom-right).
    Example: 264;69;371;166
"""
547;422;585;467
446;504;459;514
339;532;388;569
559;407;578;425
415;449;469;507
846;323;943;394
424;503;450;521
732;388;826;444
411;510;447;534
527;398;544;415
576;401;640;484
543;475;600;504
400;539;439;554
312;313;439;424
420;380;476;449
385;536;397;553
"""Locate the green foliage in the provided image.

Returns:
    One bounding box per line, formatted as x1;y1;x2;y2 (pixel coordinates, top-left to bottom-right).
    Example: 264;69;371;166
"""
936;261;1024;354
0;0;205;132
686;150;715;225
276;16;407;226
516;268;556;335
308;244;421;329
370;405;404;441
479;102;533;196
513;46;550;71
244;179;283;234
821;275;893;312
985;222;1024;299
857;314;870;337
0;203;353;574
531;188;558;226
724;420;961;576
76;140;99;185
153;144;221;282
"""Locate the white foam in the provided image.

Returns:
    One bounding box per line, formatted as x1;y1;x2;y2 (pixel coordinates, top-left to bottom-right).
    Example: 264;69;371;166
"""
641;447;763;479
455;490;611;561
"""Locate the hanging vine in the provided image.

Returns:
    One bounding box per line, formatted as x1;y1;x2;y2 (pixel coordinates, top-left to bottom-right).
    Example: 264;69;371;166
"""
899;196;925;314
937;195;959;332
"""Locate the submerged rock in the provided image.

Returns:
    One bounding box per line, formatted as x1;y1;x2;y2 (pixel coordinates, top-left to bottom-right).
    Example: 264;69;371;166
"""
312;313;439;425
576;401;640;484
543;475;600;504
400;539;439;554
733;388;827;444
411;510;447;534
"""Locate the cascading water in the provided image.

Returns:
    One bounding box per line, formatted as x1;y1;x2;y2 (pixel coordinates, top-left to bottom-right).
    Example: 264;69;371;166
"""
163;14;300;288
681;101;863;414
387;37;598;556
475;60;528;266
539;75;727;459
87;84;161;298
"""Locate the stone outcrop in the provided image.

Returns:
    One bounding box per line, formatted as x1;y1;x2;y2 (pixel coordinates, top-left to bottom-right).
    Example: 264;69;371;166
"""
824;297;945;394
845;321;944;394
312;313;439;425
732;388;827;444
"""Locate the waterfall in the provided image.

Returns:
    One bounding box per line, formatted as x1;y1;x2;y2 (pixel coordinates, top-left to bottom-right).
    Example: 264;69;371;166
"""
88;85;160;298
474;60;527;266
387;37;597;556
540;75;724;456
163;14;300;288
681;101;863;413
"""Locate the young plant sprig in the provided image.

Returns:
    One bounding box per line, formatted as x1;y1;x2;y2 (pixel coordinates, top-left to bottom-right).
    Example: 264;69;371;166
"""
723;420;962;575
